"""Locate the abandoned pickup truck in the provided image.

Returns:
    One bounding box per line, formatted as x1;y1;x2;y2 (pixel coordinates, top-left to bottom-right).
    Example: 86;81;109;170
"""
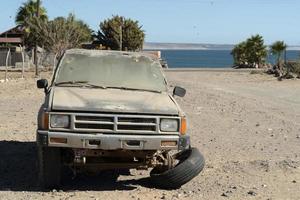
36;49;205;189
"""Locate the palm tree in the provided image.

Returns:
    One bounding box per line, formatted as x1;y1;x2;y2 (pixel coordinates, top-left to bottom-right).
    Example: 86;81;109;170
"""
15;0;47;25
231;34;267;68
270;41;287;65
245;34;268;68
231;41;247;66
16;0;48;76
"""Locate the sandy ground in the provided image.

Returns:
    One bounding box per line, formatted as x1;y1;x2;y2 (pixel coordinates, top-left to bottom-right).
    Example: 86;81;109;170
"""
0;70;299;200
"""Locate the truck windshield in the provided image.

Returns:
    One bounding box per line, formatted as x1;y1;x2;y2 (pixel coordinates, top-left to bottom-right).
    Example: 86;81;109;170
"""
54;51;167;92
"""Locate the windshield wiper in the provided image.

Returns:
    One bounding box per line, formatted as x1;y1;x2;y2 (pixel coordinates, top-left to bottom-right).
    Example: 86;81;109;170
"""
55;81;88;86
55;81;106;88
55;82;161;93
105;86;162;93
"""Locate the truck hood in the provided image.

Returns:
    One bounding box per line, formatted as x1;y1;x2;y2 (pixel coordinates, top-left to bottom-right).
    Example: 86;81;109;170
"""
51;87;179;115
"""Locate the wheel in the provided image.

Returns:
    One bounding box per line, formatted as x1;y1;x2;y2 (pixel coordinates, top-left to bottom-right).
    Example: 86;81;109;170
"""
150;147;205;189
38;146;62;189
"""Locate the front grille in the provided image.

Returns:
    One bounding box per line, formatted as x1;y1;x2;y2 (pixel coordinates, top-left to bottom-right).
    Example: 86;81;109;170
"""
118;117;156;124
73;114;158;133
76;116;114;122
117;124;156;131
75;123;114;130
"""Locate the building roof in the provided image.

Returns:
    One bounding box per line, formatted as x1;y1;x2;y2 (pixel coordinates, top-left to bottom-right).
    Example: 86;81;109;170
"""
0;37;22;43
0;25;25;37
0;25;25;45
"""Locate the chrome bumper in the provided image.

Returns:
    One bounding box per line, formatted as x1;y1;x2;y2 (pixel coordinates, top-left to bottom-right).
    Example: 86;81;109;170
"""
37;131;190;150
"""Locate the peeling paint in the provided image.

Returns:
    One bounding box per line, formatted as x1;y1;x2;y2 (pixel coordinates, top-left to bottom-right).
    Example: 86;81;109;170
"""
52;87;179;115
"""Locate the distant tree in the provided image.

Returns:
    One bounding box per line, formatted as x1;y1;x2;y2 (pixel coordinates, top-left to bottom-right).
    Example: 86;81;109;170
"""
15;0;47;25
95;15;145;51
270;41;287;65
231;34;268;68
245;35;268;67
27;14;92;66
50;15;92;45
231;41;247;65
15;0;48;50
75;19;93;43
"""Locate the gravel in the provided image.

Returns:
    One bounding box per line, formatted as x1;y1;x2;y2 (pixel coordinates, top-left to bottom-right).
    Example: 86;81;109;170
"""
0;70;299;199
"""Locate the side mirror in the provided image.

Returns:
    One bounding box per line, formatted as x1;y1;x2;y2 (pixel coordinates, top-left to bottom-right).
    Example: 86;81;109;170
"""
173;86;186;97
37;79;48;89
37;79;48;93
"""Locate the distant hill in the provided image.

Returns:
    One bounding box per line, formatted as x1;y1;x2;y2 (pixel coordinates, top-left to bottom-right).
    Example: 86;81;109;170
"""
144;42;300;51
287;46;300;50
144;42;234;50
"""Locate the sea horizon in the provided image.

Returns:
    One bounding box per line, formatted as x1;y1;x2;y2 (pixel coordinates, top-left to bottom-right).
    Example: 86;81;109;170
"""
148;49;300;68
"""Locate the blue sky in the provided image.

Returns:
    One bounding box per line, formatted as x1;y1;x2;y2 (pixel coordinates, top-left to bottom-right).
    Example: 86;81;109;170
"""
1;0;300;45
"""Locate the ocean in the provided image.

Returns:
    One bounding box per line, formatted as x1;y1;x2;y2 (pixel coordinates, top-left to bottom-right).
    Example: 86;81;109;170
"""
159;50;300;68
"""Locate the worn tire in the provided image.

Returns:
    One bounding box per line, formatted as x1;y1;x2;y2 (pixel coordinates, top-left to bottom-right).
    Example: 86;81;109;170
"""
38;146;62;189
150;148;205;189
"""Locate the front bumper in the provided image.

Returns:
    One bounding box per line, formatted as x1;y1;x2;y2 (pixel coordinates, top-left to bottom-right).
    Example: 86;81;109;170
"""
37;130;190;151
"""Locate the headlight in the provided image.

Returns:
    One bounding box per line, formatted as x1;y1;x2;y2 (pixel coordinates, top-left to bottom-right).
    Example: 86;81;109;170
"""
50;114;70;128
160;119;179;132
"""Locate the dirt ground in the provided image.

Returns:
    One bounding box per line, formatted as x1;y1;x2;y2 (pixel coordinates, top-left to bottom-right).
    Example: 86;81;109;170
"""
0;70;299;200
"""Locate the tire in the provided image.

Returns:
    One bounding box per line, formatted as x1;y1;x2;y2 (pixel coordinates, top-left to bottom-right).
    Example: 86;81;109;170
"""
38;146;62;189
150;147;205;189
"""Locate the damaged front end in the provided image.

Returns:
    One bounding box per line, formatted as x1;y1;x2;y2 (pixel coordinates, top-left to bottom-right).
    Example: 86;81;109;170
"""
64;149;175;174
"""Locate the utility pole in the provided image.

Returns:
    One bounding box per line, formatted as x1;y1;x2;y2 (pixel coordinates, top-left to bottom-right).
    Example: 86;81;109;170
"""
34;0;40;76
5;48;11;82
119;25;122;51
119;16;123;51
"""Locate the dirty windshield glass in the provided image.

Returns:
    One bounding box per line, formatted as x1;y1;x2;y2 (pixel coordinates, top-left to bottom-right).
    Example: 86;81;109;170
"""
55;51;167;92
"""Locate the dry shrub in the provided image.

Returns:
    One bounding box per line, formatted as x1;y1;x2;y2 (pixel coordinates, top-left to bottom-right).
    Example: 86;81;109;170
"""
285;61;300;77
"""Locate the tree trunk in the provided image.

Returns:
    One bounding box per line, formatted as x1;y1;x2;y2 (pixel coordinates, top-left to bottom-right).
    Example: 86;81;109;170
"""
34;0;41;77
276;53;280;67
34;47;39;76
53;53;58;75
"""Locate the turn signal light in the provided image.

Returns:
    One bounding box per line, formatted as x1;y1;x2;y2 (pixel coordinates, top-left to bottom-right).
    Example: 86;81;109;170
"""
42;112;49;130
180;117;187;135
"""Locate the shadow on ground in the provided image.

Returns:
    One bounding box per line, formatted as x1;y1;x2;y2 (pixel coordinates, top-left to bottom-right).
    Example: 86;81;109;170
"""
0;140;153;192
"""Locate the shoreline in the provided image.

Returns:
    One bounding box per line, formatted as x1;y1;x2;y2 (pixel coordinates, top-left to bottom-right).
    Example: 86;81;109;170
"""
0;67;262;74
165;68;264;72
